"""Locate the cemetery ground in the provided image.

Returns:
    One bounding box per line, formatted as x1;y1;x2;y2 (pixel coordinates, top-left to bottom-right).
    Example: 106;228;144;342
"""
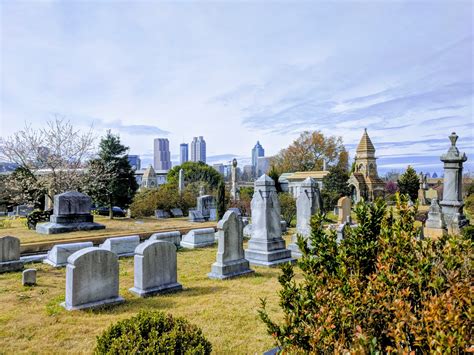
0;235;294;354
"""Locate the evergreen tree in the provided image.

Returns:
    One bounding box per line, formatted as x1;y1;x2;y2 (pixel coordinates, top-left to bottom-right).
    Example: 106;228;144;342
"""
268;166;282;193
216;180;226;220
85;131;138;219
397;166;420;201
321;166;350;212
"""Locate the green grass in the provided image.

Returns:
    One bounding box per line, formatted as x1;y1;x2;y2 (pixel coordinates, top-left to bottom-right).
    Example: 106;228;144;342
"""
0;236;293;354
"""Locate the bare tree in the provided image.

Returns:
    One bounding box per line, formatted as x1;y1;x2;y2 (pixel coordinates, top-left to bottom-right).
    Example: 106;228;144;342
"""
0;115;96;202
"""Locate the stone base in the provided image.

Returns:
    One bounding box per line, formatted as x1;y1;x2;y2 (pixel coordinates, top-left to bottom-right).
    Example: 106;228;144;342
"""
424;226;447;239
208;259;255;280
36;222;105;234
287;243;302;258
180;240;215;249
129;283;183;297
0;260;23;273
244;248;294;267
61;296;124;311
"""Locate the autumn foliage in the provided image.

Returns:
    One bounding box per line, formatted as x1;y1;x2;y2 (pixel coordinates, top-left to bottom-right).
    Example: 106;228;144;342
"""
259;194;472;353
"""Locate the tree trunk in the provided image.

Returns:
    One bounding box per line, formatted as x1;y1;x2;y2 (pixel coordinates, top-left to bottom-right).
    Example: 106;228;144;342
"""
108;196;114;219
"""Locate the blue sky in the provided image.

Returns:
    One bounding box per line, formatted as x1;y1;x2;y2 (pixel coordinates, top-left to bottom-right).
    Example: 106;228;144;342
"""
1;0;473;174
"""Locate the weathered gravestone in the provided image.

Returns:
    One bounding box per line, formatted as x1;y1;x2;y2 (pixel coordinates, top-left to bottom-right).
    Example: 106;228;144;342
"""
0;236;23;273
244;175;293;267
280;220;287;233
423;199;447;238
22;269;37;286
170;208;184;217
129;240;182;297
61;247;124;310
243;224;252;239
288;177;321;258
43;241;93;267
100;235;140;257
208;210;254;280
337;196;352;225
180;228;216;248
189;210;206;222
196;195;216;221
155;210;170;219
149;231;181;248
36;191;105;234
15;205;33;217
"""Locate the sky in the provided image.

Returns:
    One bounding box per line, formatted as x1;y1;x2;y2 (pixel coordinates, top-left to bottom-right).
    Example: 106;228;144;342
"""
1;0;473;174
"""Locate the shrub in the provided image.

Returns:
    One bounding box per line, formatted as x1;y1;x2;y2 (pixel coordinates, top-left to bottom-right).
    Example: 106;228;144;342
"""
462;224;474;241
26;209;52;230
279;192;296;227
95;311;212;354
0;219;12;229
259;193;472;353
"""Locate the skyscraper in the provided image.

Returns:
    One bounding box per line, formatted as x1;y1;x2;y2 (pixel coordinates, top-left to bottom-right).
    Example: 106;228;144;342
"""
127;155;141;171
252;141;265;175
180;143;189;165
190;136;206;163
153;138;172;171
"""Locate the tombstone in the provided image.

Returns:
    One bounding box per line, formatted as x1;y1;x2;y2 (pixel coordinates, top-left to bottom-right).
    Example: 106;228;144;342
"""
155;210;170;219
209;208;217;221
196;195;216;221
288;177;321;258
244;175;294;267
418;172;428;205
243;224;252;239
36;191;105;234
129;241;182;297
337;196;352;225
189;210;206;222
181;228;216;248
149;231;181;247
209;210;254;279
230;158;240;201
439;132;469;234
100;235;140;257
170;208;184;217
423;199;447;238
43;241;93;267
15;205;33;217
22;269;36;286
425;188;439;202
178;169;185;195
61;247;124;310
336;216;356;242
0;236;23;273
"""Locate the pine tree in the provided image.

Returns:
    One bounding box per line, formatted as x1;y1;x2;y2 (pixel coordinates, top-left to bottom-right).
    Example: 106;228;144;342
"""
321;166;350;212
268;166;282;193
397;166;420;201
216;180;226;220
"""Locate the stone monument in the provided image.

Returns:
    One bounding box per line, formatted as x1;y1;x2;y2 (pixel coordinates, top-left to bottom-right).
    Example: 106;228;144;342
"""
178;169;185;195
244;175;294;267
423;199;446;238
0;236;23;273
36;191;105;234
439;132;469;234
288;177;321;258
209;210;254;279
196;195;216;221
43;241;93;267
337;196;352;225
22;269;37;286
418;172;428;205
230;158;240;201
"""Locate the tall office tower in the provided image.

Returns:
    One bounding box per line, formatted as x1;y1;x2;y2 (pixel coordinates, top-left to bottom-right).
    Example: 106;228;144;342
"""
153;138;172;171
251;141;265;175
127;155;141;171
190;136;206;163
180;143;189;165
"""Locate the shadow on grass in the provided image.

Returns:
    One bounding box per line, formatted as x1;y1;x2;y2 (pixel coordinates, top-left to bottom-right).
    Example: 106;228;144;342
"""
180;285;225;297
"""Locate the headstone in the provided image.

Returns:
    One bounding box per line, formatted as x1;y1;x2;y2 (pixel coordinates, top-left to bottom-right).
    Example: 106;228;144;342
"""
230;158;240;201
181;228;216;248
196;195;216;220
288;177;321;258
149;231;181;247
337;196;352;225
170;208;184;217
61;247;124;310
129;241;182;297
189;210;206;222
209;208;217;221
178;169;185;195
244;175;294;267
100;235;140;257
336;217;356;242
155;210;170;219
43;241;94;267
423;199;447;238
209;210;254;279
280;220;287;233
36;191;105;234
439;132;469;234
22;269;36;286
0;236;23;273
425;188;439;202
418;172;428;205
15;205;33;217
243;224;252;239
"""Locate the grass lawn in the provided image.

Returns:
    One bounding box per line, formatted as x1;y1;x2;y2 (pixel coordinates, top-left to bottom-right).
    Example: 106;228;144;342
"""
0;216;216;245
0;236;293;354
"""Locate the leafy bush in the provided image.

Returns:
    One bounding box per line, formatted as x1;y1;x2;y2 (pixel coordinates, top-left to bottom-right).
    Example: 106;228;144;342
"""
462;224;474;241
279;192;296;227
259;193;472;353
95;311;212;354
0;219;12;229
167;161;223;190
465;194;474;218
26;209;52;230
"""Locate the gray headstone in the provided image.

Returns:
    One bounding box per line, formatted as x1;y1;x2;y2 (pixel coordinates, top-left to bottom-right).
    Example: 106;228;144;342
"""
180;228;216;249
425;198;445;229
100;235;140;257
209;210;254;280
154;210;170;219
22;269;36;286
337;196;351;225
54;191;91;216
244;175;294;267
61;247;124;310
209;208;217;221
188;210;206;222
170;208;184;217
149;231;181;247
43;242;94;267
196;195;215;220
0;236;23;273
280;220;287;233
178;169;185;195
129;241;182;297
243;224;252;239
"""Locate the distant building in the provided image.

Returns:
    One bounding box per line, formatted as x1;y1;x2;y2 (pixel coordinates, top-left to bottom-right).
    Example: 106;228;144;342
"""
135;165;167;189
190;136;206;163
348;129;385;202
213;163;225;175
127;155;141;171
280;171;329;198
154;138;172;171
251;141;265;176
242;165;254;181
256;156;271;177
180;143;189;165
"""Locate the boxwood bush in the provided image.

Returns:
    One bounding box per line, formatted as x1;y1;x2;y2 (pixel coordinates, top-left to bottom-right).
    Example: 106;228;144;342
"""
95;311;212;354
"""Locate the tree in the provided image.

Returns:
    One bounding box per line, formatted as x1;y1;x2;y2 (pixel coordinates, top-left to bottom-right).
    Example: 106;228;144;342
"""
0;116;95;202
397;166;420;201
271;131;348;173
321;166;350;212
84;131;138;219
5;166;47;209
167;161;223;190
216;180;226;220
279;192;296;227
268;166;282;193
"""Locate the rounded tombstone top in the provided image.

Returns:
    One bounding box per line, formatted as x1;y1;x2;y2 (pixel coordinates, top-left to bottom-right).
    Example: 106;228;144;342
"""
255;174;275;186
232;158;238;168
54;191;92;216
135;240;175;256
66;246;116;265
